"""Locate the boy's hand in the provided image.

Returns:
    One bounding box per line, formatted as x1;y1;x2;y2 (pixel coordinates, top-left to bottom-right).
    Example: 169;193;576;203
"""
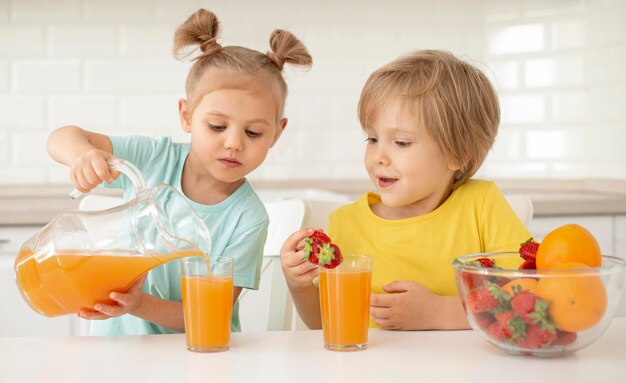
78;275;146;320
280;228;319;292
370;280;438;330
70;149;120;193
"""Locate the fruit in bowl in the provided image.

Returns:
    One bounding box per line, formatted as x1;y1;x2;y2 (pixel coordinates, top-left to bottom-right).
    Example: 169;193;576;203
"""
452;224;625;357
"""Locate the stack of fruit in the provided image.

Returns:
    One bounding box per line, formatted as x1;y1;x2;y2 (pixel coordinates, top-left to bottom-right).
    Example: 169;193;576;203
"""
455;224;612;356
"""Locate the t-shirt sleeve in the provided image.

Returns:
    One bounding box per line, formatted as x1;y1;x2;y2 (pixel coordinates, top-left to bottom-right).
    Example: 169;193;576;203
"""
221;221;268;290
481;183;533;252
105;136;172;191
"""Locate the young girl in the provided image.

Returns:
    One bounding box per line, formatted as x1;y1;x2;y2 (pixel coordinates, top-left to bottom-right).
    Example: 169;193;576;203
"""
47;9;312;335
281;50;531;331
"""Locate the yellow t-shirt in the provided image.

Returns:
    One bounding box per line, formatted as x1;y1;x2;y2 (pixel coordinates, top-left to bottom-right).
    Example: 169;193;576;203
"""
328;180;531;299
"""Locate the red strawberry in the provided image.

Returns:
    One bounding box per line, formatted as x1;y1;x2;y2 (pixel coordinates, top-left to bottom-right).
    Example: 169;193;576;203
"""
317;243;343;269
519;259;536;270
519;238;540;261
302;230;343;269
475;257;495;268
472;312;496;331
553;330;577;346
308;230;331;244
510;291;538;324
515;324;557;349
465;286;499;313
487;321;512;341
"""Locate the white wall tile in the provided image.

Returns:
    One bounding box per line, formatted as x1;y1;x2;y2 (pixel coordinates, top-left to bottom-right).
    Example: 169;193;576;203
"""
0;132;9;164
588;85;626;124
490;128;521;160
487;61;520;89
551;20;586;50
0;96;45;130
12;60;81;93
119;95;180;132
488;24;545;55
0;26;45;56
48;25;118;57
330;94;361;128
0;61;8;92
525;57;584;87
526;128;584;160
552;91;587;123
119;25;177;57
48;95;118;132
584;125;626;161
154;0;220;22
84;59;187;92
84;0;155;22
501;94;546;124
11;132;50;166
12;0;81;21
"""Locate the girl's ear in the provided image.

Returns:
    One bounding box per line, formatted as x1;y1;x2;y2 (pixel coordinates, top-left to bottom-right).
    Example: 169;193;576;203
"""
178;99;191;133
270;118;288;147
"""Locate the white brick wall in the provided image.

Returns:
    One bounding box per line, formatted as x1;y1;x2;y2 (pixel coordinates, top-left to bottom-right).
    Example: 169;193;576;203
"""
0;0;624;185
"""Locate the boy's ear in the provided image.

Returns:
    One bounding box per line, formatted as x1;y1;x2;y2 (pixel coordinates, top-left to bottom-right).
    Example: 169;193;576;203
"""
270;118;288;147
178;99;191;133
447;157;467;171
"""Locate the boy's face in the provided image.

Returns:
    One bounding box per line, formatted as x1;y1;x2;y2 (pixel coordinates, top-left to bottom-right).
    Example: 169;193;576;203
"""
364;99;459;218
179;88;286;184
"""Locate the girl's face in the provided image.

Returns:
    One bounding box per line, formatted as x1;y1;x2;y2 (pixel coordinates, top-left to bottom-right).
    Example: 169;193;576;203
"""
179;88;286;185
364;99;459;219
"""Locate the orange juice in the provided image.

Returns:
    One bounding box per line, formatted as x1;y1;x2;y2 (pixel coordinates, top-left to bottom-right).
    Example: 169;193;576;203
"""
14;248;203;317
181;274;233;351
319;267;372;350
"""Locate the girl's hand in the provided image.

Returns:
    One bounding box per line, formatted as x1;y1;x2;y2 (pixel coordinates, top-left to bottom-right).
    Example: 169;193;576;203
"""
280;228;319;292
370;280;439;330
78;275;147;320
70;149;120;193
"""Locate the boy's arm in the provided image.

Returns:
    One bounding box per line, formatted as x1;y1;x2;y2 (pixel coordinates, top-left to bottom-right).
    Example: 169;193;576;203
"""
280;228;322;329
370;280;470;330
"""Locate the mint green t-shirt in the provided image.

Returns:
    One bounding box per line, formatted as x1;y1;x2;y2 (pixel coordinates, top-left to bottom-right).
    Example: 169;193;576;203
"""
90;136;268;336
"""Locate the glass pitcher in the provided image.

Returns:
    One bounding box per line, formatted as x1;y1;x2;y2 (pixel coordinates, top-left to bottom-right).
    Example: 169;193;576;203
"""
14;159;212;317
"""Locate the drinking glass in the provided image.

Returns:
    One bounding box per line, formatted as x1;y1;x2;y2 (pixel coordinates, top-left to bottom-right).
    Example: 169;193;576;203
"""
181;256;233;352
319;254;372;351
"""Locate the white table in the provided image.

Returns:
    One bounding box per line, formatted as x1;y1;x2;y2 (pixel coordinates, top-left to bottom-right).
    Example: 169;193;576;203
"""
1;318;624;383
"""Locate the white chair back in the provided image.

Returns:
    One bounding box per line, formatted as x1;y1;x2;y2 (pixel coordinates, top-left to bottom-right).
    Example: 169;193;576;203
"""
238;199;306;331
505;194;534;227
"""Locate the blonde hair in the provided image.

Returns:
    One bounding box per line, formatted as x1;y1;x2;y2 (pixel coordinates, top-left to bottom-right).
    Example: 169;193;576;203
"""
173;9;312;118
358;50;499;189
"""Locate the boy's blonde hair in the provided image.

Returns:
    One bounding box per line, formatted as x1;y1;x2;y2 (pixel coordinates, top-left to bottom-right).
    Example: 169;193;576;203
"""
173;9;312;119
358;50;499;189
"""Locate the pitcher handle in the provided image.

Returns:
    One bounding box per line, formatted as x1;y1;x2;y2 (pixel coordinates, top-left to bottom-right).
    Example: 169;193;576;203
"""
68;159;147;199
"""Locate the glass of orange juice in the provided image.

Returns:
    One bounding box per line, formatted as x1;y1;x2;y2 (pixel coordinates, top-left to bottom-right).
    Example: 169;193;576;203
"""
319;253;372;351
180;256;234;353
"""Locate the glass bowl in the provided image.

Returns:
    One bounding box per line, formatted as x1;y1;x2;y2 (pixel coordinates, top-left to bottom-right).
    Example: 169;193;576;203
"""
452;252;625;357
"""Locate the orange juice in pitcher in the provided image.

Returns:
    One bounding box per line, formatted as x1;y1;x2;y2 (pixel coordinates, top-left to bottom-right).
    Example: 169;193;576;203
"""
14;159;212;317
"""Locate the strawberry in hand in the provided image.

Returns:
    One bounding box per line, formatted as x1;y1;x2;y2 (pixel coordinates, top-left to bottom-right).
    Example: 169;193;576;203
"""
302;229;343;269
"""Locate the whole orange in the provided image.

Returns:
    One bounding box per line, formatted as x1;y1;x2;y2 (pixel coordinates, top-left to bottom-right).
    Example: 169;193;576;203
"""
536;262;607;332
536;224;601;269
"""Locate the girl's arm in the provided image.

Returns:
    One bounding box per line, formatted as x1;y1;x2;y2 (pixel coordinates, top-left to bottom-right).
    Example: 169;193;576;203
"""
48;125;113;165
81;281;243;333
47;126;119;192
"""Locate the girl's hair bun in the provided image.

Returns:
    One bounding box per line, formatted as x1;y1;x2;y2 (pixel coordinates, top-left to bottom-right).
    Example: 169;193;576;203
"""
173;8;222;60
267;29;312;71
